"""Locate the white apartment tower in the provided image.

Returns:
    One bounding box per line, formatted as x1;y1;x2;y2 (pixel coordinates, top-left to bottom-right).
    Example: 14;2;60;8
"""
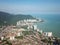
33;25;37;30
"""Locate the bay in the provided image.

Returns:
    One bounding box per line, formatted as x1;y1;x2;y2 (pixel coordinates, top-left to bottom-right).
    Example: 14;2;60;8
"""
32;14;60;37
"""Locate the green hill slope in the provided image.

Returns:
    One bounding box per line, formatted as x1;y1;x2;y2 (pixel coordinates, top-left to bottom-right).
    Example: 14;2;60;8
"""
0;11;34;26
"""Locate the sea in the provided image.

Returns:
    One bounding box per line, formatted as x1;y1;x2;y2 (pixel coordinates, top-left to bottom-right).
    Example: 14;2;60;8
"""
32;14;60;38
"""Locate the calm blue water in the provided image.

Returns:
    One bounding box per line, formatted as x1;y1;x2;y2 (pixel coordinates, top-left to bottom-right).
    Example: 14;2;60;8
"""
32;14;60;37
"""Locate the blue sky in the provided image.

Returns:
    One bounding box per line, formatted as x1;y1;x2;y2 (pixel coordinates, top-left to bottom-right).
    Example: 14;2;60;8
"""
0;0;60;14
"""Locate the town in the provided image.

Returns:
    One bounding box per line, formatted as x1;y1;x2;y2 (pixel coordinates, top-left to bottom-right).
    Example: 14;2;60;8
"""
0;19;60;45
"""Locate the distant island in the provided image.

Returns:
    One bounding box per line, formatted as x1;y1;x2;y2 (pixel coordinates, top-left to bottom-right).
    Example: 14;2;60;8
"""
0;11;35;26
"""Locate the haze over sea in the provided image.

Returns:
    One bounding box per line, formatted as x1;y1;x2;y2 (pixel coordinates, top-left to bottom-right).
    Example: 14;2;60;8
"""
32;14;60;37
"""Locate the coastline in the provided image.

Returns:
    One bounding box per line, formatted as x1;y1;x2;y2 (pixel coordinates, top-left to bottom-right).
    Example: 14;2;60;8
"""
33;15;60;38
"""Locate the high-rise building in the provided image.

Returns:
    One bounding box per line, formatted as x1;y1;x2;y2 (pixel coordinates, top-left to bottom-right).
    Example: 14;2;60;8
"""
33;25;37;30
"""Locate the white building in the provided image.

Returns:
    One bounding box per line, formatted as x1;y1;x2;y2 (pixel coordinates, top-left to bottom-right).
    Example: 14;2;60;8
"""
10;36;15;40
26;19;37;22
39;30;43;34
17;21;21;26
27;25;33;30
1;36;4;40
16;19;37;26
33;25;37;30
17;32;23;36
16;28;25;36
47;32;52;37
44;32;52;37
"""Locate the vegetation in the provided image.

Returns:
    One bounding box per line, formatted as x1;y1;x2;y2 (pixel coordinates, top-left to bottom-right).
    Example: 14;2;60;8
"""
15;36;23;39
0;11;35;26
21;25;28;29
22;31;33;36
38;32;41;34
1;38;12;45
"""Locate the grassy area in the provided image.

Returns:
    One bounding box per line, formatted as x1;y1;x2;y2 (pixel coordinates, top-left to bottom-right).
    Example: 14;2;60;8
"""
15;36;23;39
22;31;33;36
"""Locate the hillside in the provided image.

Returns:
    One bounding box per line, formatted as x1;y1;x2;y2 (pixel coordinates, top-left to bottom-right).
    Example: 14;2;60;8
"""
0;11;35;26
